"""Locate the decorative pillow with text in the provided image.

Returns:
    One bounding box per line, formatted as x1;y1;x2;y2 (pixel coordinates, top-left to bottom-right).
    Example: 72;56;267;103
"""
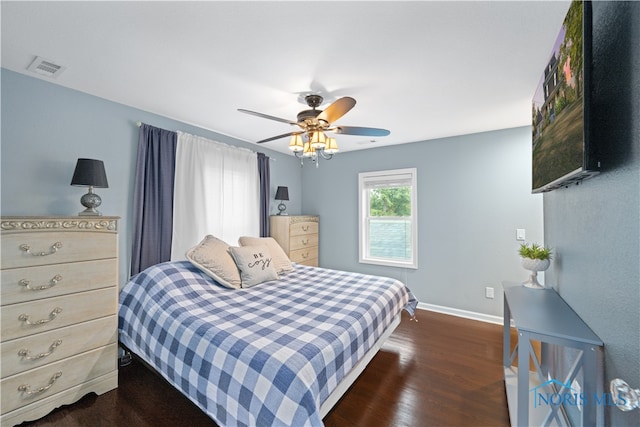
229;245;279;288
238;236;294;273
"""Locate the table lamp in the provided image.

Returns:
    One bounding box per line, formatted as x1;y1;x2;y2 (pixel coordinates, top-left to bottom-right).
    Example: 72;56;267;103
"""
71;158;109;216
275;186;289;216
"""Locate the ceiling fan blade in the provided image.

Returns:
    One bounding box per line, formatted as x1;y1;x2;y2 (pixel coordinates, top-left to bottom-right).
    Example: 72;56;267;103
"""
333;126;391;137
256;132;299;144
238;109;297;125
317;97;356;124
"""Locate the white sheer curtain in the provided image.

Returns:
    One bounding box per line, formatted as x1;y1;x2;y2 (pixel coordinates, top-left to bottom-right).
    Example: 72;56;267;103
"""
171;131;259;260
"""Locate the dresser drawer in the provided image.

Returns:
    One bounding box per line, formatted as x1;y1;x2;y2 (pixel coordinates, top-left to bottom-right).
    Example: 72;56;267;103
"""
289;233;318;251
1;288;116;341
270;215;319;266
1;259;117;306
1;231;117;269
290;247;318;266
1;316;117;378
0;344;117;414
290;221;318;237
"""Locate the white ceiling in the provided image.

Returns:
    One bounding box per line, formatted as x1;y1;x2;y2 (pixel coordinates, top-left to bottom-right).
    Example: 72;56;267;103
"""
1;0;570;154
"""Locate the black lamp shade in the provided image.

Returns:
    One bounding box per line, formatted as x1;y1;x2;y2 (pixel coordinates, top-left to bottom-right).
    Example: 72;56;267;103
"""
275;186;289;201
71;158;109;188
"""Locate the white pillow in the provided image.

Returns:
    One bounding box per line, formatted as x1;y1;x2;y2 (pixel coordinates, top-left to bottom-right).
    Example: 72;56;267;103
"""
238;236;294;273
228;245;279;288
185;235;241;289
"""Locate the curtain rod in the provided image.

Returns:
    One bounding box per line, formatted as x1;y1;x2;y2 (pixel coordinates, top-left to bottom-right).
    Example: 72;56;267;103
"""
135;121;275;160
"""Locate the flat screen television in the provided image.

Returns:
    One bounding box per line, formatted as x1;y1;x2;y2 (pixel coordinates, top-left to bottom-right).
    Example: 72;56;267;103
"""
531;0;598;193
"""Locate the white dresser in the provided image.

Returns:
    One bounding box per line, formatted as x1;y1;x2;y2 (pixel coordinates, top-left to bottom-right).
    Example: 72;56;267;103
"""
0;216;119;426
270;215;319;267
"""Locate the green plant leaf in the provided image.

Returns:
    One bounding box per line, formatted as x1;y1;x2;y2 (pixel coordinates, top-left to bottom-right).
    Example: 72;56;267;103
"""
518;242;553;260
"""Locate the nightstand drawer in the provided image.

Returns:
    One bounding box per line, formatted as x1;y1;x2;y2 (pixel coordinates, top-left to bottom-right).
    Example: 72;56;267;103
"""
290;221;318;237
1;288;116;341
0;344;117;414
289;234;318;251
290;247;318;265
1;316;117;378
1;231;116;269
1;259;117;306
270;215;319;267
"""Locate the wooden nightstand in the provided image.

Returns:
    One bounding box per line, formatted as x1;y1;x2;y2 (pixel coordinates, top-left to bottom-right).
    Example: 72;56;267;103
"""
270;215;319;267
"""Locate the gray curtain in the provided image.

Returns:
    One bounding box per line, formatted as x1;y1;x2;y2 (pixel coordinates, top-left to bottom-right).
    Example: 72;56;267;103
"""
130;123;177;276
257;153;270;237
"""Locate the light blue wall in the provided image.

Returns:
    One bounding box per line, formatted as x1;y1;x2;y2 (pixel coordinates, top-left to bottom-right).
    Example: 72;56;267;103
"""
301;127;544;316
544;2;640;425
1;69;303;286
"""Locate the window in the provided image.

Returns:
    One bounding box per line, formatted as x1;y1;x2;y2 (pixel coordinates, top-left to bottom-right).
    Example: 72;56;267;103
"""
359;168;417;269
171;131;259;260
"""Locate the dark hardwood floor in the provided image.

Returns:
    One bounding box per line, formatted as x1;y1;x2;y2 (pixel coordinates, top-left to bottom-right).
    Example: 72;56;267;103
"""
18;311;509;427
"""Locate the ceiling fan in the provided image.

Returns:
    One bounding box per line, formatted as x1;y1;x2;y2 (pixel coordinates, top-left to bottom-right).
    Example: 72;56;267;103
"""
238;95;390;158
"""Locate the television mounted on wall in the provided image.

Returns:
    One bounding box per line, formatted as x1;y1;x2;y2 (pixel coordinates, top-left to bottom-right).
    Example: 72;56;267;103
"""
531;0;599;193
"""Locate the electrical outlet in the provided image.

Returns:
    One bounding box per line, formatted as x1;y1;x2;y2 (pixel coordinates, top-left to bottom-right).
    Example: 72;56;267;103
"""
485;287;495;299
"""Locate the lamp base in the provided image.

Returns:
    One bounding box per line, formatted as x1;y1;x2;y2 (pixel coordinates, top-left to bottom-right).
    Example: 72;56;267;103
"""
78;207;103;216
277;202;288;215
78;188;103;216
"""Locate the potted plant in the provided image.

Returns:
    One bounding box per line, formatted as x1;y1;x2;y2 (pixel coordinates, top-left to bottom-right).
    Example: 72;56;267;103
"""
518;243;552;289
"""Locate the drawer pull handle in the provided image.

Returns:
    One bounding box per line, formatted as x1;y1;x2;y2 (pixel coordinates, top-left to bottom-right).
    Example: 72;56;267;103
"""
302;226;309;231
18;339;63;361
19;242;63;257
19;275;62;291
18;307;63;325
302;252;309;259
302;239;309;245
18;372;62;396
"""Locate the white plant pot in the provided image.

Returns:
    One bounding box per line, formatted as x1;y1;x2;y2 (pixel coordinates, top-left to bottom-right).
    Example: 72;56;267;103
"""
521;257;550;289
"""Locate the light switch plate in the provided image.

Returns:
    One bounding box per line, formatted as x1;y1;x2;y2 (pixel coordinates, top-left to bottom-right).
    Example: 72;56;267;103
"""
516;228;526;241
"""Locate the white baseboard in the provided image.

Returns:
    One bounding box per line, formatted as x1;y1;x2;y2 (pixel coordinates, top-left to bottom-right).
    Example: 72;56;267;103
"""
417;302;503;325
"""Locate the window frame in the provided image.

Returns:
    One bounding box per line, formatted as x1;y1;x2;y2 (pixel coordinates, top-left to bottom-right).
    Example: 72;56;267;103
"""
358;168;418;269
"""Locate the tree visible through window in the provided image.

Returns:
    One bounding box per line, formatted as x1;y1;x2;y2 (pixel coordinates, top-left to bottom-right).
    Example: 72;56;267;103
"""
370;187;411;216
359;168;417;268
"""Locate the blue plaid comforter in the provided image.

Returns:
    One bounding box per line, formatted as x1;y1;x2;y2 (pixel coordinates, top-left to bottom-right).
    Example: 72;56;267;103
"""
118;260;417;427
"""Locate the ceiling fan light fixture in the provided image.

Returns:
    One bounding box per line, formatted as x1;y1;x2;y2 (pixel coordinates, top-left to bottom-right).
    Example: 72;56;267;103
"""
288;134;304;152
303;142;316;158
324;137;339;154
309;131;327;149
239;94;389;168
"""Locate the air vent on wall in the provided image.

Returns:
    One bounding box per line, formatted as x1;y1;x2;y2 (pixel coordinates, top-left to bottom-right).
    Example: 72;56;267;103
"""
27;56;66;78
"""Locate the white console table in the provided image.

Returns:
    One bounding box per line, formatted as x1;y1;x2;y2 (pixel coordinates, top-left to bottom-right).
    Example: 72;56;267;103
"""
503;285;604;426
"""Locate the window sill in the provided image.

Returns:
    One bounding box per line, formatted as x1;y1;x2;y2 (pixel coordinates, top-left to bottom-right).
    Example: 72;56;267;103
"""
359;258;417;269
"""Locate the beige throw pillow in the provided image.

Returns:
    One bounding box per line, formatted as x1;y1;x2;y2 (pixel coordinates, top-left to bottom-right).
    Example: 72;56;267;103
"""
186;235;241;289
238;236;294;273
228;245;279;288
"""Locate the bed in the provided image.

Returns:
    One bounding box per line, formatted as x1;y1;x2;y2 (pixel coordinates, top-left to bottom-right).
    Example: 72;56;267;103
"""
118;260;417;426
